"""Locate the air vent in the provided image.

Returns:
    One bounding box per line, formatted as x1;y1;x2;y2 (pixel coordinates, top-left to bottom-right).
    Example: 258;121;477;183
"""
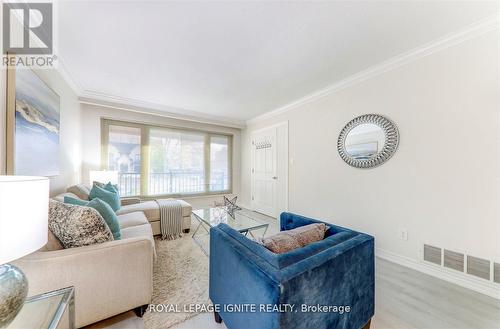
494;263;500;284
423;244;441;265
444;249;464;272
467;256;490;280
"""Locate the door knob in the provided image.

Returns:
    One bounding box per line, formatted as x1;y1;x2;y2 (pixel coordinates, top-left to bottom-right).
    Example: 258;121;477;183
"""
272;176;278;180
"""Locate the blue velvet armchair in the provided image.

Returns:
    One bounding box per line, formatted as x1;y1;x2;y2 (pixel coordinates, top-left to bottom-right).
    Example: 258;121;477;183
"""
209;212;374;329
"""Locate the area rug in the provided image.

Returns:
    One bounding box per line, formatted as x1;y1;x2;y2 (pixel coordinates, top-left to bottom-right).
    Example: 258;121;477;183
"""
144;230;209;329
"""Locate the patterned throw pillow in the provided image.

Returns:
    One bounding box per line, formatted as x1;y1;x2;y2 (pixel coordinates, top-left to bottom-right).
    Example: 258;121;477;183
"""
257;223;327;254
64;196;122;240
48;200;114;249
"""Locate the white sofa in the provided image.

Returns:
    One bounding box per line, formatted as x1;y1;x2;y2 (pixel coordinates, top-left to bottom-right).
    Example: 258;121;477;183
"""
13;186;193;327
13;197;154;328
67;184;192;235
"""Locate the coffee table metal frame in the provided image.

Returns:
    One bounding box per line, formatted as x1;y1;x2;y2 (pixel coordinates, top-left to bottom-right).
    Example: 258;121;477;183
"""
192;208;269;255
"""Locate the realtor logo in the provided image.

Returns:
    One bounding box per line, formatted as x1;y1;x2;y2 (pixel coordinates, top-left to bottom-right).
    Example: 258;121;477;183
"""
2;3;53;55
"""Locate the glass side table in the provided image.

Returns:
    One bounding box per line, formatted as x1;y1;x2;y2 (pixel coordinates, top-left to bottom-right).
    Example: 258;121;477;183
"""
7;286;75;329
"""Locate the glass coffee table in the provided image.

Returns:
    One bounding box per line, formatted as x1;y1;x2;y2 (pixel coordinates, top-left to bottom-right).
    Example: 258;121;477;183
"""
192;207;269;255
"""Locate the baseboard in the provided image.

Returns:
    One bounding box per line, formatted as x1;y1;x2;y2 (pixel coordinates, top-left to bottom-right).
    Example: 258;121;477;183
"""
239;203;252;210
376;248;500;300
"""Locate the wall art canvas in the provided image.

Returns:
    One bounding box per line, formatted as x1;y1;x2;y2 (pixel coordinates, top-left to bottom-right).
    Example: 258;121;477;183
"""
7;68;60;176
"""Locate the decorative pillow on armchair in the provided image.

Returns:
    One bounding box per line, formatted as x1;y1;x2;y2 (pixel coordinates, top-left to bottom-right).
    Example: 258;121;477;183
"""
258;223;327;254
48;200;113;249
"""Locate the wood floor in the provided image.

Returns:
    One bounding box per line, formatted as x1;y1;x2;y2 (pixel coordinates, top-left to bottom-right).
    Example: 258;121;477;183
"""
90;257;500;329
373;258;500;329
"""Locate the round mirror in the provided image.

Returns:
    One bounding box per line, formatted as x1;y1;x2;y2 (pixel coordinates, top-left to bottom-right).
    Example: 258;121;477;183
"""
345;123;385;160
338;114;399;168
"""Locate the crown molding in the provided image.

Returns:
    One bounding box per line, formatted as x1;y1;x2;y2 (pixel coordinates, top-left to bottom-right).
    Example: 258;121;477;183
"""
56;65;245;128
56;58;84;95
247;16;499;126
79;91;246;129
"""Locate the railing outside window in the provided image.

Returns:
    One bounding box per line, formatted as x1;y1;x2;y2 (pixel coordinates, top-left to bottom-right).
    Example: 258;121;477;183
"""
102;119;232;197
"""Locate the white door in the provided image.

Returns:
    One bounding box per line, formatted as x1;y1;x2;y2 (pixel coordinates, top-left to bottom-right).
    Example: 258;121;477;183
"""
251;123;288;218
251;128;277;217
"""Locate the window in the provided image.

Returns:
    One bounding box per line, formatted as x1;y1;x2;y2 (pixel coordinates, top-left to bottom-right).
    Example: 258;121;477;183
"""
209;136;229;192
106;124;141;197
149;129;205;195
102;120;232;197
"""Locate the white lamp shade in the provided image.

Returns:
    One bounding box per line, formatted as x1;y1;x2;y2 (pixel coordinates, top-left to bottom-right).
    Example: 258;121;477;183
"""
0;176;49;265
89;170;118;185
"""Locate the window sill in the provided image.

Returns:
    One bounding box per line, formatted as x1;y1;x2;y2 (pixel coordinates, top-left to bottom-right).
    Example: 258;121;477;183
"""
124;190;234;201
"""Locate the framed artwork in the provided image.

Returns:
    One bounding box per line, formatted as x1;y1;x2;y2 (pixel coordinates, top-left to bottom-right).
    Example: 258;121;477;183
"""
6;62;60;176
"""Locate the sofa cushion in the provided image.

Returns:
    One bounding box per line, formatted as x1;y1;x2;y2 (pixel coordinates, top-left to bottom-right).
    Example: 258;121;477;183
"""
67;184;91;200
117;211;149;229
258;223;327;254
48;200;113;249
121;224;155;254
116;199;192;221
64;196;122;240
89;185;121;212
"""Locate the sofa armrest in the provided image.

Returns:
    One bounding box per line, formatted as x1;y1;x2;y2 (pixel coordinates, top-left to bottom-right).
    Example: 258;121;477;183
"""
121;197;142;206
13;238;153;328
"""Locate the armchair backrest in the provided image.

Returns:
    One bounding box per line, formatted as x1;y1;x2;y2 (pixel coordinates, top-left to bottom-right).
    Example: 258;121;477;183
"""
280;212;356;237
213;212;372;273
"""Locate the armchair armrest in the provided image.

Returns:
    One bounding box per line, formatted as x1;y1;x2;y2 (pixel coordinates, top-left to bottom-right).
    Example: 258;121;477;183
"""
13;237;153;327
279;234;375;329
210;225;281;329
121;197;142;206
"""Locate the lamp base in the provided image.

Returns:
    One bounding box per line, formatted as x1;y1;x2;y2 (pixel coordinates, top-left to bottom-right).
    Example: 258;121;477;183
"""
0;264;28;327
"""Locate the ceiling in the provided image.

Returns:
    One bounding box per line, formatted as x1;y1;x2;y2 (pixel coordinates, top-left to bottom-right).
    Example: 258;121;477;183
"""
57;1;497;124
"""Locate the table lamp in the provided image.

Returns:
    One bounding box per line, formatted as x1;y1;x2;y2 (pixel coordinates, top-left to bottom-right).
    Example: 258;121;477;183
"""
89;170;118;185
0;176;49;327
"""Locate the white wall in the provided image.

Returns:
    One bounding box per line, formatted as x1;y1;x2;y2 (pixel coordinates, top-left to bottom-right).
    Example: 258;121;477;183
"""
0;68;81;196
80;104;241;207
242;30;500;265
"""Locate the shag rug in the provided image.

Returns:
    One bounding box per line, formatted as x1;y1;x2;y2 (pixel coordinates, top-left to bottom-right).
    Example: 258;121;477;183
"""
143;231;209;329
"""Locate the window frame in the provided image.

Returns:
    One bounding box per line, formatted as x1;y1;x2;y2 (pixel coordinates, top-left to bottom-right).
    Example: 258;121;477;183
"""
101;118;233;198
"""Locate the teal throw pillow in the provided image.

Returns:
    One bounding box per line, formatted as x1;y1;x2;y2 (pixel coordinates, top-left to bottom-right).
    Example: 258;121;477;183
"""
89;185;121;212
64;196;122;240
93;181;119;195
104;182;119;196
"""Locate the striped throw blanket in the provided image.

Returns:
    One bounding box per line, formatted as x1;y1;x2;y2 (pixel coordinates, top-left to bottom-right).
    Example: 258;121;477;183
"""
155;199;183;240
